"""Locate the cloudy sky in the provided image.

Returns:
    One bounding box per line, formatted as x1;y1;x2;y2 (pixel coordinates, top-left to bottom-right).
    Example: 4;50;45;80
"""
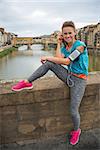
0;0;99;37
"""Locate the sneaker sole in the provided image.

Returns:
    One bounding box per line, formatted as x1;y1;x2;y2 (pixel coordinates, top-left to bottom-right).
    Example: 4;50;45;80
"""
12;86;33;92
70;129;81;145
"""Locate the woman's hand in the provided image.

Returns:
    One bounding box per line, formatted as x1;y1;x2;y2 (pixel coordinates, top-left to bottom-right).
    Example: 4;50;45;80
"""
41;56;48;64
57;32;63;44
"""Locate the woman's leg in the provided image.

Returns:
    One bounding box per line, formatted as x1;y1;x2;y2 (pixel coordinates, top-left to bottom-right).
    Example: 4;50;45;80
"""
12;61;69;91
70;76;87;130
69;76;87;145
28;61;68;84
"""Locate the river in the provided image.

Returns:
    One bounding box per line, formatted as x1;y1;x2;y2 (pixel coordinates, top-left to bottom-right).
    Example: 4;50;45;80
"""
0;44;100;80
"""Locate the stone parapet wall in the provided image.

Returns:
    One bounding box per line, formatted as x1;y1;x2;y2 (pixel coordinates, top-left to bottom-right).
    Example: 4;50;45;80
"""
0;72;100;144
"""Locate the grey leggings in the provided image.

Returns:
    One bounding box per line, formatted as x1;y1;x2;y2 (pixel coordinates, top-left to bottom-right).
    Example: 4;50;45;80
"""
28;61;87;130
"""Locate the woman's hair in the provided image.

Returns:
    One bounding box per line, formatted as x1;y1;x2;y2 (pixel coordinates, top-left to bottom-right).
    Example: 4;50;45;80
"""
62;21;76;31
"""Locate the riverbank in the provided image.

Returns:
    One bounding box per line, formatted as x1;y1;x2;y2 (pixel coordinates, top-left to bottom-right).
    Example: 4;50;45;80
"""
0;45;18;58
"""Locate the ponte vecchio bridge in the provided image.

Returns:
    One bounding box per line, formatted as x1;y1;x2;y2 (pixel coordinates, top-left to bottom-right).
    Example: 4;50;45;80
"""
14;37;57;50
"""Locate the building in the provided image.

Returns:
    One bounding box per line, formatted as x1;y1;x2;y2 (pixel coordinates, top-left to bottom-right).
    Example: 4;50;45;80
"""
0;28;4;47
77;22;100;50
15;37;33;45
0;27;17;47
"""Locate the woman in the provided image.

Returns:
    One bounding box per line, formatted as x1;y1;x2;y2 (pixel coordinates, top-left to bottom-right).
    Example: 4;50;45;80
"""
12;21;88;145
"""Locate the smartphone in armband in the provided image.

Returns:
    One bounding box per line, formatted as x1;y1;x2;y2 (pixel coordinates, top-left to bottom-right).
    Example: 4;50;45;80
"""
68;49;81;61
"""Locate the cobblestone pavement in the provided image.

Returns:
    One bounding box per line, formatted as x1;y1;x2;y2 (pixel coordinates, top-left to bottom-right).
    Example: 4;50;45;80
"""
0;128;100;150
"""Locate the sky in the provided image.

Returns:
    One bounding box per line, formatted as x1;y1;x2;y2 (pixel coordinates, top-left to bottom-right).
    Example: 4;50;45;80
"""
0;0;100;37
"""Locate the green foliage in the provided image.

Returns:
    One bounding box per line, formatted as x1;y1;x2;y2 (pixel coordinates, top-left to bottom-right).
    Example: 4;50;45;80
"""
0;47;17;58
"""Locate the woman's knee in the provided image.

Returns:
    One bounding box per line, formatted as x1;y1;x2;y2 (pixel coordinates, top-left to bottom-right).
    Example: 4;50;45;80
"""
44;61;55;68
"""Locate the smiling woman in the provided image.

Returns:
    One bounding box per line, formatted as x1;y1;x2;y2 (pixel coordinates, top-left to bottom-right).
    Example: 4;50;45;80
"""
11;20;89;145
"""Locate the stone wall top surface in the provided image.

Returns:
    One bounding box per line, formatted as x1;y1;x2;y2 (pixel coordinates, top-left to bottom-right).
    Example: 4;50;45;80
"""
0;72;100;95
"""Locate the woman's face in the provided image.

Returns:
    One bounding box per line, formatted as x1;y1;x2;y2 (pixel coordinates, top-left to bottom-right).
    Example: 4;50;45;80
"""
62;26;76;44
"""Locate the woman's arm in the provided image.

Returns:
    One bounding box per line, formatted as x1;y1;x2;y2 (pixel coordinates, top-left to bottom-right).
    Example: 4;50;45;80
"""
41;56;71;65
55;32;64;58
55;43;63;57
41;46;85;65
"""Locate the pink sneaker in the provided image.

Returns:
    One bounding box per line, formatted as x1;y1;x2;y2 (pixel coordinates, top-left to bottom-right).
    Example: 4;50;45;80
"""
12;80;33;91
70;128;81;145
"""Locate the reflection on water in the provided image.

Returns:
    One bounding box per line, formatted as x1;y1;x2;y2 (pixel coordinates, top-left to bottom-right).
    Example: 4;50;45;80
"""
18;45;28;51
0;45;100;80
